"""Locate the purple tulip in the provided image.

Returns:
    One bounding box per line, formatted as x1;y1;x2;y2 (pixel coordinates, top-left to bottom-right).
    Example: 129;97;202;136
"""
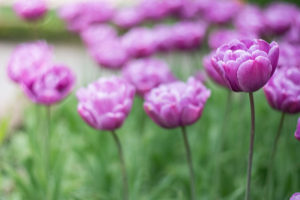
122;58;175;96
80;24;117;48
138;0;170;21
153;25;174;52
278;42;300;68
211;39;279;92
264;2;299;35
144;77;210;129
204;0;242;24
263;67;300;114
14;0;47;21
121;27;157;58
234;5;266;35
22;64;75;106
113;7;144;29
59;0;115;32
282;12;300;44
77;77;135;131
291;193;300;200
89;38;128;70
203;53;227;87
7;41;53;84
171;21;207;50
208;29;256;50
178;0;211;19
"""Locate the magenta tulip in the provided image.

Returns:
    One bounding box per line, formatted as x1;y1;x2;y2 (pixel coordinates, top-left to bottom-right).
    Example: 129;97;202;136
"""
144;77;210;129
138;0;169;21
7;41;53;84
121;27;157;58
22;64;75;106
282;13;300;44
264;67;300;114
113;7;144;29
291;193;300;200
77;77;135;131
277;42;300;68
153;25;174;52
80;24;117;48
211;39;279;92
122;58;175;96
203;53;227;87
14;0;47;21
89;39;128;70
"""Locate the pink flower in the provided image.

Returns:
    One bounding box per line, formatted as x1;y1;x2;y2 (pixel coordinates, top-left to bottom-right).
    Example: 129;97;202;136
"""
144;77;210;129
113;7;144;29
282;12;300;44
121;27;157;58
80;24;117;48
208;29;256;50
264;2;299;35
234;5;266;35
138;0;170;21
171;21;207;50
278;42;300;68
89;38;128;70
153;25;174;52
122;58;175;96
290;193;300;200
59;0;115;32
7;41;53;84
77;77;135;131
22;64;75;106
14;0;47;21
203;53;227;87
263;67;300;114
211;39;279;92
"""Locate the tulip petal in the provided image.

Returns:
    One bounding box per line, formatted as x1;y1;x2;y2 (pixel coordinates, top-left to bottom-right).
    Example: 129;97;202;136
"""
181;105;202;126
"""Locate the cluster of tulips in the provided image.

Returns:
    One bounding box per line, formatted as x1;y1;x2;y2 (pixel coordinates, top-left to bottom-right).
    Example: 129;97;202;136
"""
9;0;300;199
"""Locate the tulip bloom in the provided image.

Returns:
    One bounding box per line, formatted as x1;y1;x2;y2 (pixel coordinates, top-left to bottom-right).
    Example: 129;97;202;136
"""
144;77;210;199
211;39;279;92
122;58;175;96
113;7;145;29
14;0;47;21
121;28;157;58
22;64;75;106
264;67;300;114
89;39;128;70
203;53;227;87
277;43;300;68
291;193;300;200
77;77;135;200
295;119;300;141
77;77;135;131
7;41;53;84
211;38;279;200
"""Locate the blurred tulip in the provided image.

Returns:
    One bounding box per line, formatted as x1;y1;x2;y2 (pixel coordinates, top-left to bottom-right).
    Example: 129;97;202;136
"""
153;25;174;52
138;0;170;21
123;58;175;96
22;64;75;106
121;27;157;58
80;24;117;47
172;21;207;50
14;0;47;21
290;193;300;200
89;39;128;70
59;0;115;32
277;42;300;68
208;29;256;50
263;67;300;114
144;77;210;128
264;2;299;35
113;7;144;29
211;39;279;92
77;77;135;131
234;5;266;36
7;41;53;84
203;53;227;87
282;12;300;44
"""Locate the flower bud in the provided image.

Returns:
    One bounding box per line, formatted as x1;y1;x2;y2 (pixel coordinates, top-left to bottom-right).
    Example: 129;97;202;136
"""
14;0;47;21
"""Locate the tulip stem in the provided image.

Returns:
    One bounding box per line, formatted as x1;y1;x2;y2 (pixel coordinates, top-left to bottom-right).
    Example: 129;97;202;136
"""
181;126;196;200
111;130;129;200
45;106;51;197
245;92;256;200
267;112;286;199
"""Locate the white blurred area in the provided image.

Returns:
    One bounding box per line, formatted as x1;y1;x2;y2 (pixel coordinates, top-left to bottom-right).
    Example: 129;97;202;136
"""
0;0;138;7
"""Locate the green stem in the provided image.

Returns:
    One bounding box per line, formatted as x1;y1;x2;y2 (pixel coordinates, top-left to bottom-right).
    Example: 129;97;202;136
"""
45;106;51;199
111;130;129;200
245;92;256;200
267;112;286;199
181;126;196;200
